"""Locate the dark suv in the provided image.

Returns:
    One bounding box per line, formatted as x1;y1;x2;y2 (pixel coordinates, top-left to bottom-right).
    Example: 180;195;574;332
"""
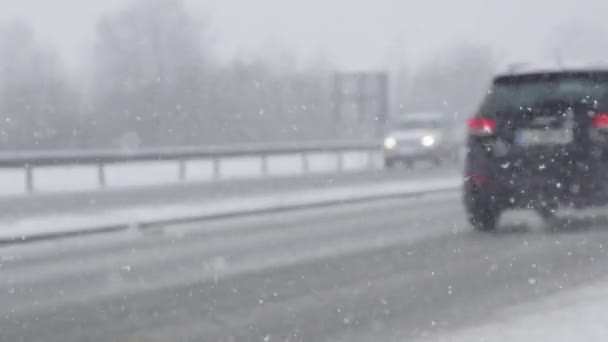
464;66;608;231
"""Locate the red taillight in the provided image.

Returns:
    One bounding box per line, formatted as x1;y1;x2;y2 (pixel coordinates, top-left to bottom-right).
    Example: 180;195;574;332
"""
593;113;608;129
466;173;489;185
467;117;496;136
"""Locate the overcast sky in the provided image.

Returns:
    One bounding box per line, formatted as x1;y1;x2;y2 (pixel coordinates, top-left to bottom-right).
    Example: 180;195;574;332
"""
2;0;608;70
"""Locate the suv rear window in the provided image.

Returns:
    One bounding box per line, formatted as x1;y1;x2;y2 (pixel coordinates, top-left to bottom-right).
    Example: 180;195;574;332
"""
480;72;608;115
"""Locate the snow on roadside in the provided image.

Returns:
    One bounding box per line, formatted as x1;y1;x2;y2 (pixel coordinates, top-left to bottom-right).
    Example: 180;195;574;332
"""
0;177;460;242
428;277;608;342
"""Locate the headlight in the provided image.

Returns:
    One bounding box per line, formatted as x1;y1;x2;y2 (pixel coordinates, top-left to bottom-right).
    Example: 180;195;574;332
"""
384;137;397;149
421;135;435;147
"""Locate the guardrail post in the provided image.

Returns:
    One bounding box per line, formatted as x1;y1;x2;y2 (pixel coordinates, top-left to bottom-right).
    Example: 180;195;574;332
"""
97;163;106;188
261;155;268;176
25;164;34;193
301;153;309;173
368;151;377;170
178;159;187;181
212;157;221;180
0;142;380;191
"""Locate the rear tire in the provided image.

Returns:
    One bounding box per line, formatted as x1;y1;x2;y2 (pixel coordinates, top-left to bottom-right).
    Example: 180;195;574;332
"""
468;207;499;232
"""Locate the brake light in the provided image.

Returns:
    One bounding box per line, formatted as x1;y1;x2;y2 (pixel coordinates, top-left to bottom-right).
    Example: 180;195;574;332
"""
593;113;608;130
466;173;489;185
467;117;496;136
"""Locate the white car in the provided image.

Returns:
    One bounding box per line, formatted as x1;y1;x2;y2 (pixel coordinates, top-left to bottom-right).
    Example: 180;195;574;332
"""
383;113;460;168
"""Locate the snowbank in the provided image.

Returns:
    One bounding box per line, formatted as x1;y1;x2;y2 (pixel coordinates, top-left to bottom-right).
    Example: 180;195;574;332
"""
431;278;608;342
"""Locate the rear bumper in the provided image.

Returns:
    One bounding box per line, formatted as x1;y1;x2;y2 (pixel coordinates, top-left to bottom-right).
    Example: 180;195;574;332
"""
464;175;605;210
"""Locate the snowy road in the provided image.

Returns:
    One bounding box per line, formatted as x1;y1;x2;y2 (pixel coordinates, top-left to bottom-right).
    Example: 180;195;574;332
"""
3;192;608;341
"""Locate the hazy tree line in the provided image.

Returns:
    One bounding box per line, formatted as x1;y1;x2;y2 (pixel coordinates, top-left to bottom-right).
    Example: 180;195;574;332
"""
0;0;503;150
392;42;496;124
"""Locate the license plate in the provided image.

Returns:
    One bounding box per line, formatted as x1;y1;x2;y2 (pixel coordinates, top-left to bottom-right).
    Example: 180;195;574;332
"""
515;129;573;146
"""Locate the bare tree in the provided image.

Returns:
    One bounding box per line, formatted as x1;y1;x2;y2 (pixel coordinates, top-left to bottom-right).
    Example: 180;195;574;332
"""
0;2;379;151
92;0;336;148
92;0;210;148
0;22;81;150
211;57;334;143
403;43;496;120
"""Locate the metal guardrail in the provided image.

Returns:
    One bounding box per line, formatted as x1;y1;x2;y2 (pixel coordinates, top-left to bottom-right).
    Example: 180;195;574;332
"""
0;141;382;193
0;141;380;166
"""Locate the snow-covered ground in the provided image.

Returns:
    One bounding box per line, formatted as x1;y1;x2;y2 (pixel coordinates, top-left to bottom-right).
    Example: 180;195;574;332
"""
0;151;379;196
0;175;459;242
430;278;608;342
0;168;27;195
